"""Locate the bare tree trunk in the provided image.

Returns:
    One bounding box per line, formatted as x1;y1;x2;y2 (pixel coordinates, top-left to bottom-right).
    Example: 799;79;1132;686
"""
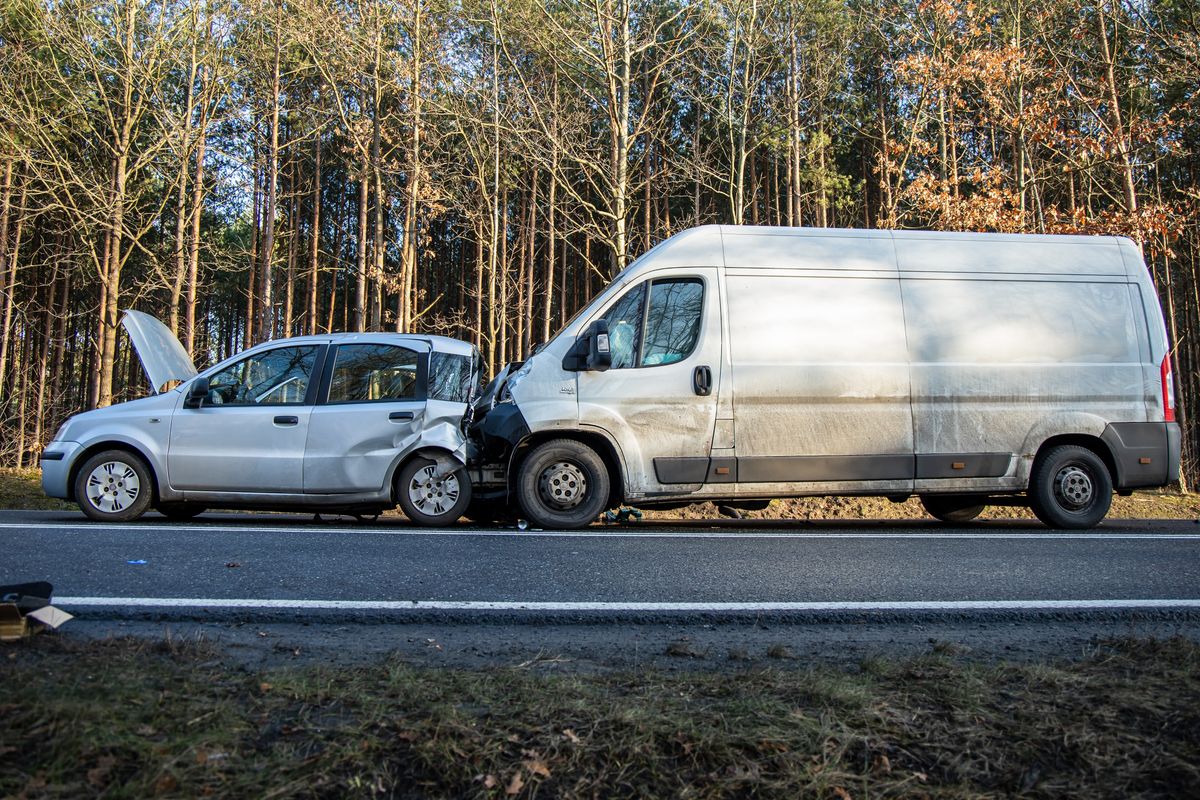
284;151;298;336
185;89;208;358
542;95;558;343
258;17;282;340
1097;3;1138;222
371;113;384;332
355;161;369;332
307;129;321;336
0;164;19;400
169;16;200;337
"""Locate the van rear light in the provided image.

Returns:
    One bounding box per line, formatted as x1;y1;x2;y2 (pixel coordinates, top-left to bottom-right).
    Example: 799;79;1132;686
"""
1161;354;1176;422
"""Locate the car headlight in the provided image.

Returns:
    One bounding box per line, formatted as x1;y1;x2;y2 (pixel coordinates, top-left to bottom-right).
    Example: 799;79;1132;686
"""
504;362;532;398
51;419;73;442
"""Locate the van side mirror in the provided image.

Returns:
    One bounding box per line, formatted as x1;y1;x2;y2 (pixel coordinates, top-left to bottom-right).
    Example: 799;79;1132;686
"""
586;319;611;371
184;376;209;409
561;320;611;371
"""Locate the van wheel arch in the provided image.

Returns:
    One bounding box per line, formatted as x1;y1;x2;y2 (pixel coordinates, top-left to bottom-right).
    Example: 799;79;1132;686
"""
1031;434;1118;488
510;431;624;510
68;442;160;504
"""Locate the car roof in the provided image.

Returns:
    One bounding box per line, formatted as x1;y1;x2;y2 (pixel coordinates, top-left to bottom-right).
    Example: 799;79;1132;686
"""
244;332;477;356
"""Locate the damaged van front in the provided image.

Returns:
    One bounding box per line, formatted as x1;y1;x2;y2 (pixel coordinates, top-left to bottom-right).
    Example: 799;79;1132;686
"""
43;311;483;526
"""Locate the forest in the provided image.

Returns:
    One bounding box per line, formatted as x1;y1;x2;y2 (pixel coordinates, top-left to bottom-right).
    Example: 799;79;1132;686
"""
1;0;1198;483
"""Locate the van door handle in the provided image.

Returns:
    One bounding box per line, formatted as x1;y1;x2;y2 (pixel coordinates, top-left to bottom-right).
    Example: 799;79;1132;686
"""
693;365;712;396
273;415;299;425
389;411;414;421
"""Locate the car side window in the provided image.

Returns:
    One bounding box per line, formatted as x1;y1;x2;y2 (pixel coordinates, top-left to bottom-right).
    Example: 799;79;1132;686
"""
599;283;646;369
328;344;420;403
641;279;704;366
206;346;318;406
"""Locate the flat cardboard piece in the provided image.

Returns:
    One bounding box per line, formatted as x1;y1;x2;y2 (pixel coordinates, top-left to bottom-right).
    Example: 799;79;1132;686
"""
28;606;74;629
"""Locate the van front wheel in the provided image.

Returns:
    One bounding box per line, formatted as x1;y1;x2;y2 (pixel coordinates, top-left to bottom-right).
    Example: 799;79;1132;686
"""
517;439;610;530
1028;445;1112;529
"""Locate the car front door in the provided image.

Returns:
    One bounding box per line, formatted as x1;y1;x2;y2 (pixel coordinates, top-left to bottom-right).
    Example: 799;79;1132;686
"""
576;271;722;494
168;344;323;494
303;341;428;493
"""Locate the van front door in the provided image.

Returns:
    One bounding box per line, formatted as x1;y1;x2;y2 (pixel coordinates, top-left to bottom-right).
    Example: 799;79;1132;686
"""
577;270;722;496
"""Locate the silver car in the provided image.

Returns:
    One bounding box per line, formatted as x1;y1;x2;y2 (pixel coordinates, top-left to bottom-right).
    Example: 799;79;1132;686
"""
42;312;482;525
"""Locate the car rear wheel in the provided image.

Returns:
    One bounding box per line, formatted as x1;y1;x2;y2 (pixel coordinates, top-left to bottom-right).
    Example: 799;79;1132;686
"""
1027;445;1112;529
397;456;471;527
920;494;986;523
517;439;610;530
74;449;153;522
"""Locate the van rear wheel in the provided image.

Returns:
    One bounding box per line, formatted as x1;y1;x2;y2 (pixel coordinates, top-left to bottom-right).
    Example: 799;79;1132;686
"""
1028;445;1112;529
517;439;610;530
920;495;986;523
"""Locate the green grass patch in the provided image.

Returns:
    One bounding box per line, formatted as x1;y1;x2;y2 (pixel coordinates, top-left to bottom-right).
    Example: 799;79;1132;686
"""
0;468;71;511
2;636;1198;798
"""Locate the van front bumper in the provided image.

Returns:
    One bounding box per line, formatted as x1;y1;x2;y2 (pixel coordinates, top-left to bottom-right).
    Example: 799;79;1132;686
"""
41;442;82;499
1101;422;1181;490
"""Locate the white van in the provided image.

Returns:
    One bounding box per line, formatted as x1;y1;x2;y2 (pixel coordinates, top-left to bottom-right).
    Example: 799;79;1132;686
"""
473;225;1179;529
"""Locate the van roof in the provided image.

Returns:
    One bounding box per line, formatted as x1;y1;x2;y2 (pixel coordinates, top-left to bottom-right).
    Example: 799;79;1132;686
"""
632;225;1139;278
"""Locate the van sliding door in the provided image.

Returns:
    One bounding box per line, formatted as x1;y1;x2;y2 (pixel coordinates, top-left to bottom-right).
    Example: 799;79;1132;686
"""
726;271;915;492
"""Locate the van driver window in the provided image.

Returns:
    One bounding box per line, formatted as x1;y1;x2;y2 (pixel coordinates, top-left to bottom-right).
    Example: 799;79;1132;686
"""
600;283;646;369
329;344;420;403
642;279;703;366
206;346;318;406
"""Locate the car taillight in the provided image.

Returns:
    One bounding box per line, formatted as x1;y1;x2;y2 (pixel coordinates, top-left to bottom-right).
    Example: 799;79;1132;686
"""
1161;354;1176;422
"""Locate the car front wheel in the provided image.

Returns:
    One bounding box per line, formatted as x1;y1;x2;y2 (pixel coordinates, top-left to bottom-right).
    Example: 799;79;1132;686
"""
74;449;154;522
396;456;472;527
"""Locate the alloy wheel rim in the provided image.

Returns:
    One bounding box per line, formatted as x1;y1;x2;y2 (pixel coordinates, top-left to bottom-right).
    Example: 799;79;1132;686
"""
539;461;587;509
409;465;460;517
86;461;141;514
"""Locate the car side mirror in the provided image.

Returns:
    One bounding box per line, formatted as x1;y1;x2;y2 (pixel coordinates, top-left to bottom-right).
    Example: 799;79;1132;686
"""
184;376;209;409
586;319;611;372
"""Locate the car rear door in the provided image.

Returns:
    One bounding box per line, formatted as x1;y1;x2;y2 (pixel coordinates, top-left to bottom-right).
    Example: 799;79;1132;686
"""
303;340;429;493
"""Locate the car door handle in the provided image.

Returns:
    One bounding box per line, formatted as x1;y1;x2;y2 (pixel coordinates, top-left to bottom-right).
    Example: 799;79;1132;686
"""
273;415;299;425
389;411;415;421
693;365;712;396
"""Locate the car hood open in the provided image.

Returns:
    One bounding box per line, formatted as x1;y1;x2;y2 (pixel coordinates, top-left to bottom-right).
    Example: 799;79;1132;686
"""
121;310;198;393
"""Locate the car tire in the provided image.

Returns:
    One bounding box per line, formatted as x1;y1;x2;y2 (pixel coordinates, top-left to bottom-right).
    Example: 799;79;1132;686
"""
517;439;610;530
396;456;472;527
920;494;986;523
74;449;154;522
156;504;206;522
1027;445;1113;529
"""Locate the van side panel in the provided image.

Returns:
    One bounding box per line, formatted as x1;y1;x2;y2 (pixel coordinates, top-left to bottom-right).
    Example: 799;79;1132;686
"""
903;270;1147;491
726;270;914;492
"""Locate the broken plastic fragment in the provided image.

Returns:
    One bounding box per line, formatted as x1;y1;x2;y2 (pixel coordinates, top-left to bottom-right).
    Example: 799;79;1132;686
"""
126;559;148;565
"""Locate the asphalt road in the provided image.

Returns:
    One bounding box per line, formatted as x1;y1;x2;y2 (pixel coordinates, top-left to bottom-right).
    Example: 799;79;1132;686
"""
4;509;1200;615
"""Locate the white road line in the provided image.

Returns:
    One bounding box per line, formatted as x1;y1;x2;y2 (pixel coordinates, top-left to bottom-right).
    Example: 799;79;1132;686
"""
53;596;1200;612
2;522;1199;540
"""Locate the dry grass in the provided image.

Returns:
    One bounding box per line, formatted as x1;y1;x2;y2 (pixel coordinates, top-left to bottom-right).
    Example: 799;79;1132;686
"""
2;635;1198;798
0;468;72;511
